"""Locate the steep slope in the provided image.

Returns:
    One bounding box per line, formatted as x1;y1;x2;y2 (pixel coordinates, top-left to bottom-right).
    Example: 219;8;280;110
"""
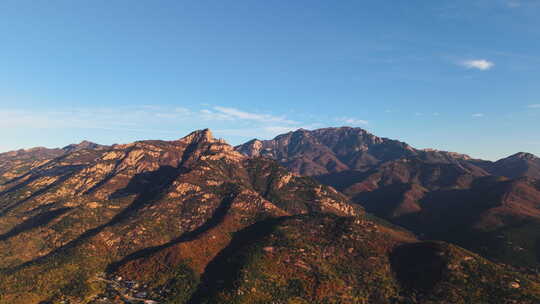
0;129;361;304
322;165;540;268
191;215;540;304
419;177;540;268
353;175;540;268
0;141;106;185
237;127;540;270
489;152;540;179
0;147;64;184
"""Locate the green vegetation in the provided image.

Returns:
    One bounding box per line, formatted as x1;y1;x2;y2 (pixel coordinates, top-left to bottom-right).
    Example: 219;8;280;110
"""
160;264;200;304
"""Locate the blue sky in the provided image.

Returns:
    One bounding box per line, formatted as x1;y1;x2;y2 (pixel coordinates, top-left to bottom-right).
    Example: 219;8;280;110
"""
1;0;539;160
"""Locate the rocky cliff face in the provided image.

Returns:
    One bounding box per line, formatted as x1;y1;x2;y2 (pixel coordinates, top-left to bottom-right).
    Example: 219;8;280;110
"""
236;127;420;175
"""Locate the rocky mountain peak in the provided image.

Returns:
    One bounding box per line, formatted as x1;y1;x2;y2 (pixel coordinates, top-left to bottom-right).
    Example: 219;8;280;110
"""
62;140;104;153
176;129;245;164
489;151;540;179
421;149;473;161
235;127;421;175
180;128;215;145
508;152;538;160
235;139;264;157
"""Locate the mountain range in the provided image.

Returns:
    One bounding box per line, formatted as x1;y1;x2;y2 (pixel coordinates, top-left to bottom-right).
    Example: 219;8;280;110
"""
0;127;539;304
236;127;540;269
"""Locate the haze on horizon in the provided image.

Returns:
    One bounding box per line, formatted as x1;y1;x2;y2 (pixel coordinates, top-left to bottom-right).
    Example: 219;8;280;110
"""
1;0;539;160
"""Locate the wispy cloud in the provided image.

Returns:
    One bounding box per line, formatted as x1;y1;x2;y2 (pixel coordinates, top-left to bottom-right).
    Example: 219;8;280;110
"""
0;107;193;132
0;105;305;147
215;126;297;138
262;126;300;134
460;59;495;71
337;117;369;126
1;105;301;127
528;104;540;108
199;109;235;121
472;113;485;117
211;106;297;124
175;107;191;114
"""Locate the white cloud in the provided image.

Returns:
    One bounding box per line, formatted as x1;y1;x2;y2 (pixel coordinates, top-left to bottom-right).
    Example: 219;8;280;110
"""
199;109;235;121
0;109;66;128
338;117;369;126
214;126;297;138
1;105;309;148
0;106;194;129
0;107;187;136
263;126;299;134
528;104;540;108
472;113;485;117
1;105;300;130
460;59;495;71
175;107;191;114
155;113;179;119
139;105;163;111
212;106;297;124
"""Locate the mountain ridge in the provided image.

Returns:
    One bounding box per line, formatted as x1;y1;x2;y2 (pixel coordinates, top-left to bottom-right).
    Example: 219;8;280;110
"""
235;126;538;177
235;127;540;269
1;128;539;303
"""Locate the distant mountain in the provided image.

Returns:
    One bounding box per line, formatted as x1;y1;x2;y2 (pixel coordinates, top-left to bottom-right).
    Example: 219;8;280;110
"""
489;152;540;179
0;147;64;184
236;127;540;269
236;127;418;176
0;141;106;184
235;127;489;176
61;140;107;154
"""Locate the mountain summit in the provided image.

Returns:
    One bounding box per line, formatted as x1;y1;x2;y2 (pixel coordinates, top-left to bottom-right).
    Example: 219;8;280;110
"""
490;152;540;179
236;127;418;175
180;128;216;145
62;140;106;153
